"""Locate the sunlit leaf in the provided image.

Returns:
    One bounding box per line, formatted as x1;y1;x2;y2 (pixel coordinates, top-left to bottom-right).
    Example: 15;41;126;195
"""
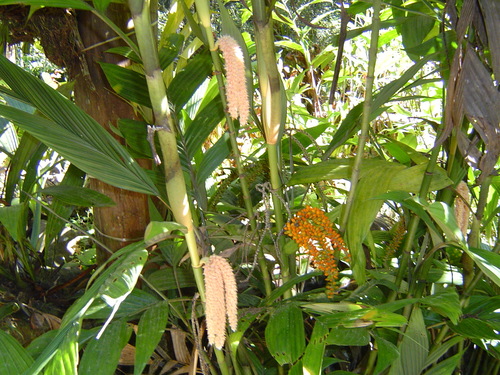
464;247;500;288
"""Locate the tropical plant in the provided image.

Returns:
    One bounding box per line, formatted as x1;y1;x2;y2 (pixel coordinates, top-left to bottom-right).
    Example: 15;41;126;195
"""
0;0;498;374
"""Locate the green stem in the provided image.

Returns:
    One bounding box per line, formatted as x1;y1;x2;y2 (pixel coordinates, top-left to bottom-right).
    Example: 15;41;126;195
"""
215;348;231;375
388;144;441;302
340;0;382;233
128;0;205;302
194;0;273;297
252;0;292;297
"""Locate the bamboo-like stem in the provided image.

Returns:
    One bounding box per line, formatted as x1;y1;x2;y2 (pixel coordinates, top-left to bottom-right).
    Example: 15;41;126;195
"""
128;0;205;301
193;0;273;297
388;144;441;302
252;0;292;298
214;348;231;375
340;0;382;233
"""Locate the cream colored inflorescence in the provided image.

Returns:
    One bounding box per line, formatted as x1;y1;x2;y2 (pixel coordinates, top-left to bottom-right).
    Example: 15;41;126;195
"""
203;255;238;349
217;35;250;124
454;181;471;236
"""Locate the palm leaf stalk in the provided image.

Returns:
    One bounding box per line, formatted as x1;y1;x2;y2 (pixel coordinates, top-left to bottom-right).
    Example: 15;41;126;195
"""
127;0;205;302
251;0;293;298
194;0;273;298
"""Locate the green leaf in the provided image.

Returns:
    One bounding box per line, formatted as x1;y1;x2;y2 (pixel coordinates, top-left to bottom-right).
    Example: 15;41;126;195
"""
449;318;499;340
147;267;196;290
463;247;500;288
100;63;151;107
0;203;26;242
419;289;461;325
134;301;169;375
423;352;461;375
168;50;212;112
302;321;329;375
79;320;133;375
327;326;370;346
389;307;428;375
118;118;152;158
425;202;466;245
0;55;159;196
144;221;187;246
265;304;306;366
0;330;33;374
4;132;40;204
184;95;225;158
43;322;80;375
424;336;464;368
374;335;399;375
39;185;115;207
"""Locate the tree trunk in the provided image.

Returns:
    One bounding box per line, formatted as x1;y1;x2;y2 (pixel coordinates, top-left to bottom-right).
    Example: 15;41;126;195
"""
73;5;149;263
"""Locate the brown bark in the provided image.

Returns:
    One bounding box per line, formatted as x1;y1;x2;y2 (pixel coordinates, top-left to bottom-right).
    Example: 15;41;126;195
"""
73;5;149;263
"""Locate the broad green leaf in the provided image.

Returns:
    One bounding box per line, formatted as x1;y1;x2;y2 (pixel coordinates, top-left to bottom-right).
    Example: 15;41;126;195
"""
97;249;148;337
197;132;232;182
374;335;399;374
144;221;187;246
184;95;225;158
302;321;329;375
118;118;152;158
147;267;196;290
463;247;500;288
43;322;80;375
419;289;461;325
168;50;212;112
392;0;437;61
0;55;159;196
425;201;466;244
23;242;147;375
327;326;370;346
134;301;169;375
0;330;33;374
0;203;26;242
39;185;115;207
424;336;464;368
423;353;461;375
449;318;499;340
79;320;133;375
100;63;151;107
389;307;428;375
346;160;405;283
85;288;160;320
265;304;306;365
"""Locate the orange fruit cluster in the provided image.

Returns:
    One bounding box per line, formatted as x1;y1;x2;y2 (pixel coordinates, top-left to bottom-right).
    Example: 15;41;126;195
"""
284;206;350;297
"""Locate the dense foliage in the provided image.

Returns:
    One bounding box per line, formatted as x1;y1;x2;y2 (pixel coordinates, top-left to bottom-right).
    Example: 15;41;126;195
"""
0;0;499;374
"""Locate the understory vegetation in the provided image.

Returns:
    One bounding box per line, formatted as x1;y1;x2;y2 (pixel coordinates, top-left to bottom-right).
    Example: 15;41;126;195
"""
0;0;499;374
